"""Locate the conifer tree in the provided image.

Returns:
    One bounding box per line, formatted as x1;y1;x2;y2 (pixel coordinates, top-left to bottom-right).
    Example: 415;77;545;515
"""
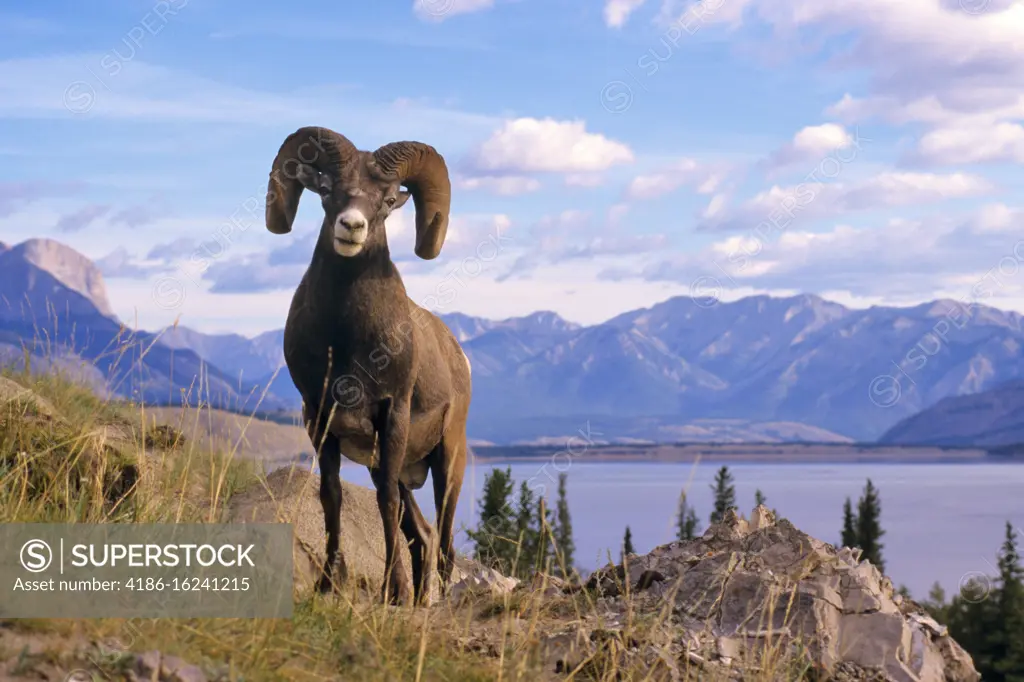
622;526;635;562
553;472;576;577
922;582;950;624
513;481;538;578
466;466;516;572
709;465;736;525
946;572;1000;677
855;478;885;573
924;522;1024;682
993;521;1024;680
841;496;858;549
676;490;700;540
753;488;780;518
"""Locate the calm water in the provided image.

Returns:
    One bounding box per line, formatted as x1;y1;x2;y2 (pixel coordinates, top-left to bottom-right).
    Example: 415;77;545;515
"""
321;459;1024;600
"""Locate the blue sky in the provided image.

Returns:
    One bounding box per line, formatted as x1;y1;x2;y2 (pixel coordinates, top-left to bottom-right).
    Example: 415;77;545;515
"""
2;0;1023;335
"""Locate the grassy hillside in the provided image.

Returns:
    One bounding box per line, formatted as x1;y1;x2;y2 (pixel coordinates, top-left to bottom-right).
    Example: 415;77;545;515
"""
0;369;505;681
142;405;312;470
1;368;889;681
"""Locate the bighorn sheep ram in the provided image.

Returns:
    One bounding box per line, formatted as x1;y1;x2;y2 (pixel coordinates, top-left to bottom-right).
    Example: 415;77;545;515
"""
264;126;471;606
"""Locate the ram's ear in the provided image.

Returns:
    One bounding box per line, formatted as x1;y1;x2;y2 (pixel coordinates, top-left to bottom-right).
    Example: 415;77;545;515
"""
393;190;412;211
371;141;451;260
296;164;332;194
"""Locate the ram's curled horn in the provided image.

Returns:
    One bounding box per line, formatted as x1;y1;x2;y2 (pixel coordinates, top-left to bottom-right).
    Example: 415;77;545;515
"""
371;141;452;260
265;126;359;235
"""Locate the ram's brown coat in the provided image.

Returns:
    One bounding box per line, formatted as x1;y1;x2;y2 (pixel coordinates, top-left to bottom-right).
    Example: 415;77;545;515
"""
265;126;471;605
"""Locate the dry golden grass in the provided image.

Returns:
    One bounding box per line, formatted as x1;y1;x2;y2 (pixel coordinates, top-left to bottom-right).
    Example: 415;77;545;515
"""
0;366;508;681
143;405;313;470
0;364;825;682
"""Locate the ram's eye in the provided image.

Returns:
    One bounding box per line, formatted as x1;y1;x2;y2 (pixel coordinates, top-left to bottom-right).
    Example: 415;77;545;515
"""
385;197;396;207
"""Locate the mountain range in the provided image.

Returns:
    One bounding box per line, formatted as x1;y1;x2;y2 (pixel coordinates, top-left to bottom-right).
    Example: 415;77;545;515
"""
3;237;1024;446
879;379;1024;447
0;239;290;414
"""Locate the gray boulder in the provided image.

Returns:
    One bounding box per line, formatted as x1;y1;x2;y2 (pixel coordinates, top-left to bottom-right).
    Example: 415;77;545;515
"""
583;506;980;681
226;465;502;604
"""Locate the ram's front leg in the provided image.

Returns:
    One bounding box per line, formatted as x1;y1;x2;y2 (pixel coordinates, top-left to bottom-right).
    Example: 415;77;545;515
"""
374;396;413;605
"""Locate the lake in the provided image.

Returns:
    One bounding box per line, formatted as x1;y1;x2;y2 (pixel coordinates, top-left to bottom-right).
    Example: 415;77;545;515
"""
323;458;1024;600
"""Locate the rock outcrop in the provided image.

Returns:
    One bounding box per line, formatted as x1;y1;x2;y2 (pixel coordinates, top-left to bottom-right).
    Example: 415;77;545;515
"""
573;506;979;681
226;465;506;603
0;375;59;418
226;470;980;681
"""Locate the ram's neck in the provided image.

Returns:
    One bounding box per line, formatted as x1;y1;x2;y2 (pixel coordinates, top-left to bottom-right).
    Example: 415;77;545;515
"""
306;235;407;310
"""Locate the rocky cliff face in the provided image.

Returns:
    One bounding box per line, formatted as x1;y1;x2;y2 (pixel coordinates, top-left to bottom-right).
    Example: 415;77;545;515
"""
3;238;115;317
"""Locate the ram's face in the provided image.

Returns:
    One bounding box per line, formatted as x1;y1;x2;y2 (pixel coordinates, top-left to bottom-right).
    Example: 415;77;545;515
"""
266;127;452;262
296;161;411;257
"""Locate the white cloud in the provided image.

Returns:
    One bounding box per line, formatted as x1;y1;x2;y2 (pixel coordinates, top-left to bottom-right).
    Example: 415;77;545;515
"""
605;0;648;27
642;203;1024;302
443;213;513;253
532;210;592;234
55;204;111;233
702;193;728;219
657;0;756;29
113;255;700;335
466;117;634;174
95;247;175;281
625;158;723;200
565;173;605;187
764;124;853;171
608;203;630;225
499;208;668;278
698;171;994;232
737;0;1024;98
455;175;542;195
694;1;1024;168
828;93;1024;129
827;94;1024;165
970;203;1018;233
412;0;495;22
913;121;1024;165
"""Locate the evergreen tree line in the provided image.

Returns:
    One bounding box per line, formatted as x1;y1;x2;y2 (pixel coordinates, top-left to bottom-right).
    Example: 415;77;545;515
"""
668;465;774;545
465;466;576;579
920;522;1024;681
465;462;1024;681
836;478;1024;680
840;478;886;573
670;469;1024;679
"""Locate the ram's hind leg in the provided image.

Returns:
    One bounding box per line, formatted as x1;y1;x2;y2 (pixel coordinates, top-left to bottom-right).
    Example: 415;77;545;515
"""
371;465;432;605
430;432;467;595
399;483;434;606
